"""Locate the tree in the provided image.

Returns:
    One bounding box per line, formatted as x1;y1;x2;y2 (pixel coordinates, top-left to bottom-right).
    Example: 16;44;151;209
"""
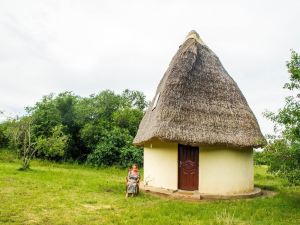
121;89;148;110
28;92;83;160
55;92;82;159
26;94;62;137
264;50;300;184
112;108;144;136
75;89;146;163
12;117;36;170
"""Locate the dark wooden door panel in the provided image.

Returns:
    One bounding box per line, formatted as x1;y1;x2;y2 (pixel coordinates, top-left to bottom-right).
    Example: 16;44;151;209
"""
178;144;199;191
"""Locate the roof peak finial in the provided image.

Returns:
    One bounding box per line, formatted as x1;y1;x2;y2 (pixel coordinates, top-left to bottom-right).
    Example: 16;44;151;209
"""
185;30;205;45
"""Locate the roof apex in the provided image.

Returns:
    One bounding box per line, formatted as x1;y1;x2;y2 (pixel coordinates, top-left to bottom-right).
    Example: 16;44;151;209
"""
185;30;205;45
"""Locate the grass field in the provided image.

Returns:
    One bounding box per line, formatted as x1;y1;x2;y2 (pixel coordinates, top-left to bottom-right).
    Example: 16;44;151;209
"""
0;149;300;225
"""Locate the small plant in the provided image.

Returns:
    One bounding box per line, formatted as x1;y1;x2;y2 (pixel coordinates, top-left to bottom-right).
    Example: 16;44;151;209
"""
214;209;235;225
212;209;249;225
144;176;152;186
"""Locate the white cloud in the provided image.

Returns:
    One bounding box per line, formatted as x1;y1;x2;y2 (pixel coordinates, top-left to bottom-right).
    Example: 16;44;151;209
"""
0;0;300;134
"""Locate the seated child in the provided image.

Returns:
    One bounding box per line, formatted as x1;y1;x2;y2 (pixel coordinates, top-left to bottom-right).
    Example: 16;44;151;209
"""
126;164;140;197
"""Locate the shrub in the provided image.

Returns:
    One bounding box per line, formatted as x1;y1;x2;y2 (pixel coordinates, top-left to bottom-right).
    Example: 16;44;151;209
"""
0;119;19;149
87;141;120;166
253;150;268;165
86;127;132;167
264;138;300;185
35;125;69;160
0;124;8;148
86;127;143;167
120;146;143;168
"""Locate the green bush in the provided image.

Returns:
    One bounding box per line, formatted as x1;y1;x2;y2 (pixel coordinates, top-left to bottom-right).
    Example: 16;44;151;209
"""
253;150;268;165
264;138;300;185
0;124;8;148
3;119;22;150
86;127;142;167
86;127;131;166
120;146;143;168
87;141;120;166
79;120;109;150
35;125;69;160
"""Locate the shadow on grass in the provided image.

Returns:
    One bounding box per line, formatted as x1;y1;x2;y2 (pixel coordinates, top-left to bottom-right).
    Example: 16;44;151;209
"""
16;167;43;173
17;167;30;171
255;184;278;191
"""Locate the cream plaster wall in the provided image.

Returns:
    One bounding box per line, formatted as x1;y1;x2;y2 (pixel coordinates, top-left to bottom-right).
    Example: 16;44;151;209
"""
143;140;254;194
144;140;178;190
199;147;254;194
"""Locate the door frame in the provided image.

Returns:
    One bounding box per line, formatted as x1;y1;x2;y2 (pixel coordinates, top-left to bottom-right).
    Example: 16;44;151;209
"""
177;144;199;191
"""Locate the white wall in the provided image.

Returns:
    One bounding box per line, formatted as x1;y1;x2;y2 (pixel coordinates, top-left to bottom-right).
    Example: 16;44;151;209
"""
144;140;178;190
199;147;254;194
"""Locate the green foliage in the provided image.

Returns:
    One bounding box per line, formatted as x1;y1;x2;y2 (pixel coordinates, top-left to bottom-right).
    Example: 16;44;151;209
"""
264;138;300;184
87;141;119;166
79;120;109;150
0;119;18;149
35;125;69;160
27;94;62;137
264;50;300;184
28;92;82;159
75;90;122;125
253;150;268;165
87;127;143;167
0;123;9;148
120;145;143;168
0;89;148;167
112;108;144;136
121;89;148;110
284;51;300;90
76;89;147;166
0;111;7;148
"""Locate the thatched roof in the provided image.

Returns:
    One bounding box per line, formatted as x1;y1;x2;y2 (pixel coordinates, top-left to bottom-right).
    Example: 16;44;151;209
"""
133;30;266;148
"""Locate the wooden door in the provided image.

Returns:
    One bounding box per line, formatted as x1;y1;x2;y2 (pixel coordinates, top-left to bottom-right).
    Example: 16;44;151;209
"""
178;144;199;191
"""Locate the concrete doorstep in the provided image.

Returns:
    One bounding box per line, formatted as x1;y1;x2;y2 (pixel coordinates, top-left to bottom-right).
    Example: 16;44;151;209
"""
140;182;263;200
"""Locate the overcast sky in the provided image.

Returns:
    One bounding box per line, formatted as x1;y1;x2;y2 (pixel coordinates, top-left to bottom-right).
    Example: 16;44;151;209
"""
0;0;300;135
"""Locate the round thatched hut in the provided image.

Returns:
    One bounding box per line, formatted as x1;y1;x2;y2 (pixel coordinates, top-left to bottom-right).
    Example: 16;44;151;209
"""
133;30;265;195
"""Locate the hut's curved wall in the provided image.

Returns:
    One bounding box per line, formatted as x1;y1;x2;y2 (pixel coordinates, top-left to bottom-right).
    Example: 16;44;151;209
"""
199;147;254;194
144;140;178;190
143;140;254;194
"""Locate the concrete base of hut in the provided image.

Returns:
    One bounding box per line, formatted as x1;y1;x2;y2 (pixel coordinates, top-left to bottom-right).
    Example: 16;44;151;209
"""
140;182;262;200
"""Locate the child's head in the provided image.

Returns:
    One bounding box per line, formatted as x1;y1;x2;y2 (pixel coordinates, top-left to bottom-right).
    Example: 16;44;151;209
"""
132;164;138;170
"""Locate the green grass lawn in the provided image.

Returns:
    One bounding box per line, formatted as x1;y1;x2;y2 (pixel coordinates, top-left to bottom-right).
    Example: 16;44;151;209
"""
0;149;300;225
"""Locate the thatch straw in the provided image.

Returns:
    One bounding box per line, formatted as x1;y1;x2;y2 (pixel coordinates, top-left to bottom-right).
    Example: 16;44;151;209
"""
133;30;266;148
